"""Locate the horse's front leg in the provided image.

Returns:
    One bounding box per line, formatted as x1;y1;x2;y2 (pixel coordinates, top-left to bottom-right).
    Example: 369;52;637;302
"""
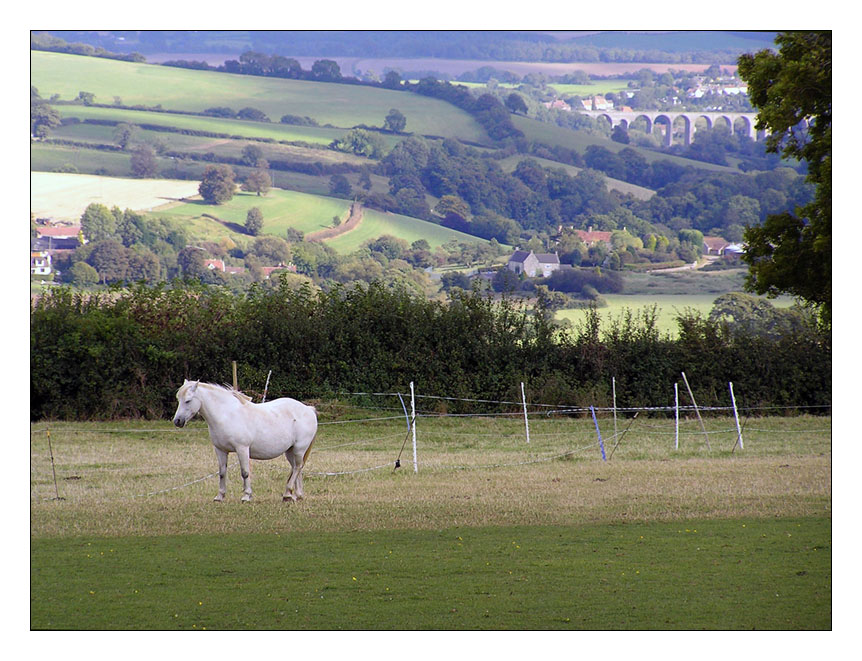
237;445;252;502
213;448;228;502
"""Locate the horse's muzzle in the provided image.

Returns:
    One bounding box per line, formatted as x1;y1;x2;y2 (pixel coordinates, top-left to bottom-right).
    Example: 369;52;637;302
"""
173;417;186;428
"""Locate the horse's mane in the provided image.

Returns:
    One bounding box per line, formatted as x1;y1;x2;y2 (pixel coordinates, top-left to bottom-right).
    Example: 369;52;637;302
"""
185;381;254;405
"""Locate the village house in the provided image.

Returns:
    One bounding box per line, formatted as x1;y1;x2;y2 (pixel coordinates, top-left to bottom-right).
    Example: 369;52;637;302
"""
575;227;613;247
703;236;731;255
543;99;571;112
580;96;614;111
506;250;561;278
30;250;52;276
30;225;84;276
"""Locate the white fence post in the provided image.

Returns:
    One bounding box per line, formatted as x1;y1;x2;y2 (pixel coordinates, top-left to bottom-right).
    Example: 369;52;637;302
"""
612;377;618;443
681;371;711;451
521;382;531;444
730;382;744;451
674;382;679;450
410;381;418;473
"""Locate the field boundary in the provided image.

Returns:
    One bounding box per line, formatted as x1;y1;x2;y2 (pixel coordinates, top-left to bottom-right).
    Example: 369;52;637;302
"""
306;201;363;242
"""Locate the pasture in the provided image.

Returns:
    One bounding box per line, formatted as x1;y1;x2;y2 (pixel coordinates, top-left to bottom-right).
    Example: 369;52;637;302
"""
53;104;358;147
556;293;796;338
31;407;831;630
31;51;490;142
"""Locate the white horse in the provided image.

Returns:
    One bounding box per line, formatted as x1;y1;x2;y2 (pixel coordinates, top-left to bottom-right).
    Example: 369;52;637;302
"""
172;380;318;503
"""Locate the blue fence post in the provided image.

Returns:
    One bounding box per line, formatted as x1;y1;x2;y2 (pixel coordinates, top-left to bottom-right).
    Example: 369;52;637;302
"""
590;406;607;461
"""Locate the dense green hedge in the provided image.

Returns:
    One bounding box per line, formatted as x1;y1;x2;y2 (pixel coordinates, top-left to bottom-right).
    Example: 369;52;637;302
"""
30;280;831;420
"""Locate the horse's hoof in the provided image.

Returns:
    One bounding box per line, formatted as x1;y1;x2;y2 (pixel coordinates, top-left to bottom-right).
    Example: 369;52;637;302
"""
283;496;295;503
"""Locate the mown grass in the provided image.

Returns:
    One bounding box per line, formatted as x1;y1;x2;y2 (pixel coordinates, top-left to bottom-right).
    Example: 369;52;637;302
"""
30;413;830;629
31;518;830;630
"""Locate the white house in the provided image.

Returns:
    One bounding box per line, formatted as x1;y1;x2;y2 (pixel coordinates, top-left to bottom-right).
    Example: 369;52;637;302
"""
507;250;561;278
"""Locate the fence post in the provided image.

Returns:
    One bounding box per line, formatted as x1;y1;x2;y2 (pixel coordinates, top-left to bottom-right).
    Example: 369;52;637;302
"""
590;406;607;461
730;382;744;451
674;382;680;450
262;370;272;403
410;381;418;473
681;371;711;451
521;382;531;444
612;377;618;443
232;361;238;390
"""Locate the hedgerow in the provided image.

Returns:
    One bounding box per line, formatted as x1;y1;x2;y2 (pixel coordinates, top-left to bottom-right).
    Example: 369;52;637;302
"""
30;279;831;420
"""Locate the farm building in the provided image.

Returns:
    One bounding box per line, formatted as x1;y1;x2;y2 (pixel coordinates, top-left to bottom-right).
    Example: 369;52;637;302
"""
507;250;561;278
575;227;613;247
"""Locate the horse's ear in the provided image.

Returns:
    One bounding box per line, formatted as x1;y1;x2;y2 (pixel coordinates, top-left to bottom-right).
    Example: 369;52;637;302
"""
190;381;199;393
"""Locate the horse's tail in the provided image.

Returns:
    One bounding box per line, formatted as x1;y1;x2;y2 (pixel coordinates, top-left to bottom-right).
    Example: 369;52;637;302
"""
302;406;318;465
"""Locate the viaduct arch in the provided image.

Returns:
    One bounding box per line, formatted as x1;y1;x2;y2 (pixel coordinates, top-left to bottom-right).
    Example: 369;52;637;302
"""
580;110;768;147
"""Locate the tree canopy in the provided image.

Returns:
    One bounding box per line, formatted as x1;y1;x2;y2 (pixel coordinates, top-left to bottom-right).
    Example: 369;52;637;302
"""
737;31;831;326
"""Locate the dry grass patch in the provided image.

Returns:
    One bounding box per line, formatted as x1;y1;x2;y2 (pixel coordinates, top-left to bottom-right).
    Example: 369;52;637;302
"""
31;415;831;538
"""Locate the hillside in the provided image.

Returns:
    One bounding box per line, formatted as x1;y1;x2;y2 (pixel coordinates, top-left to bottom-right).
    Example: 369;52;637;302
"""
31;38;812;312
31;51;490;143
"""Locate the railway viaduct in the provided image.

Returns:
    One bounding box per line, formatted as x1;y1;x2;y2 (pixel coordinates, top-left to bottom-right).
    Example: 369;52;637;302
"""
579;110;767;146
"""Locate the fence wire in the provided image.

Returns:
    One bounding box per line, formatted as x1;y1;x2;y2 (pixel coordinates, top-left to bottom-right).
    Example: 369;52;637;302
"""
30;389;831;504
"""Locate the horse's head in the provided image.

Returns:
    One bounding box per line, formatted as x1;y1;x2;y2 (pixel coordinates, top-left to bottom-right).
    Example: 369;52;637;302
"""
173;380;202;427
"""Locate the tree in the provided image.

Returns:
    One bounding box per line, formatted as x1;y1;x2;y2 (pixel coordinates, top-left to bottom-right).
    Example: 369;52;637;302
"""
504;93;528;115
113;123;140;150
245;207;264;235
384;108;407;132
88;240;129;284
30;93;61;138
250;235;291;264
737;31;831;325
236;107;270;122
382;70;402;89
311;59;342;81
242;168;271;196
130;144;158;178
331;129;386;159
241;143;265;167
329;174;352;197
80;203;117;242
198;164;236;205
69;261;98;286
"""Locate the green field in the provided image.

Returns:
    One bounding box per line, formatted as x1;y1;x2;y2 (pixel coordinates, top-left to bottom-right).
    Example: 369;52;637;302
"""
325;207;486;253
30;413;831;630
32;51;490;142
153;189;352;238
54;104;357;147
151;189;487;253
557;294;796;337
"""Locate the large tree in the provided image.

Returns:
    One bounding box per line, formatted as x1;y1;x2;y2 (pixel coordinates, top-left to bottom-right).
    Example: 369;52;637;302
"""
737;31;831;326
198;164;237;205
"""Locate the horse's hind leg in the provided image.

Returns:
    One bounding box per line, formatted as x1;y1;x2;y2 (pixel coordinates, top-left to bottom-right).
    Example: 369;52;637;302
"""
237;446;252;502
213;448;228;502
283;451;298;502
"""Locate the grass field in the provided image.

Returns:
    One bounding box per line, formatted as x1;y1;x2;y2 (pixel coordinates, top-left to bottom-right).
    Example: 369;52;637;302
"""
556;293;796;337
150;189;486;253
324;207;487;253
31;51;490;142
54;104;358;147
30;410;831;630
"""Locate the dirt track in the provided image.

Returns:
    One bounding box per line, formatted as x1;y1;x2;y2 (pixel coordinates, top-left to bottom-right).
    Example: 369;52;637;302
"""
306;201;363;242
